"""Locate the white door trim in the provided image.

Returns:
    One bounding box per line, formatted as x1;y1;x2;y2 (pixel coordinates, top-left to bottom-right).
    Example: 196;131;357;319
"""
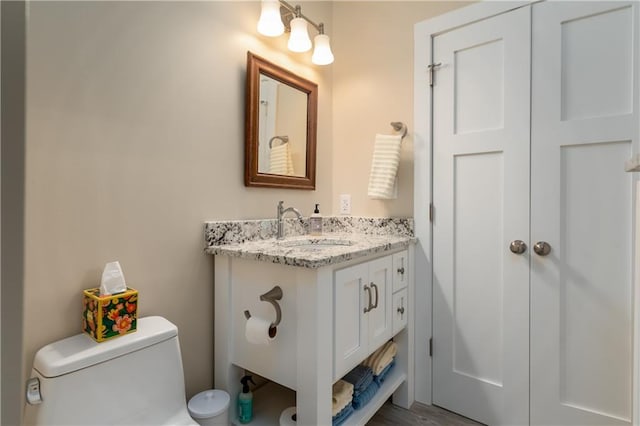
633;1;640;423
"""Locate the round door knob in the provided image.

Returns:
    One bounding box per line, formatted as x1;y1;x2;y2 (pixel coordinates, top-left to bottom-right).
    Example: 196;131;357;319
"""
533;241;551;256
509;240;527;254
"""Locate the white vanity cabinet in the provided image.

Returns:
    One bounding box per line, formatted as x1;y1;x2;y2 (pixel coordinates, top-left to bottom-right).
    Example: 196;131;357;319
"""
213;245;414;426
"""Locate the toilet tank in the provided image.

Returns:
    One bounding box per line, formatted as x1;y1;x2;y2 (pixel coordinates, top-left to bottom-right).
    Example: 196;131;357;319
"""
24;316;196;426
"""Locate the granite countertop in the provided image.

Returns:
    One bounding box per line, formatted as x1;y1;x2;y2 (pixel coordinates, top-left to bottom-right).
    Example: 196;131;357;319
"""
204;232;414;268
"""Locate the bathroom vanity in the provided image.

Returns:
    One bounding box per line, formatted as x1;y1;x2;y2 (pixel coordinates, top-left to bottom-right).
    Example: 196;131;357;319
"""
205;218;415;425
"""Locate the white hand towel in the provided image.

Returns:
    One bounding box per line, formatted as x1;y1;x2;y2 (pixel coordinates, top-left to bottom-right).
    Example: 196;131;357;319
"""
269;143;294;175
367;134;402;199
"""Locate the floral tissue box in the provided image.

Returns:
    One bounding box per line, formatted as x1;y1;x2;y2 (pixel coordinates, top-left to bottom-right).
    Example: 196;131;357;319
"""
82;287;138;342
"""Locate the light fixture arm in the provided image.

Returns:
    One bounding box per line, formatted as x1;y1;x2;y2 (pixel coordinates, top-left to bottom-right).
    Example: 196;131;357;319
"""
279;0;324;34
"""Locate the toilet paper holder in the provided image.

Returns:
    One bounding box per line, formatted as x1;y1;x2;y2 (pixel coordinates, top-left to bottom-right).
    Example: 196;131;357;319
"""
244;286;283;337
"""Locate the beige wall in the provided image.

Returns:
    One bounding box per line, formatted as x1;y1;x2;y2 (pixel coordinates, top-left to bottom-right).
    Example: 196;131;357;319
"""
331;1;469;217
19;0;470;418
24;0;333;401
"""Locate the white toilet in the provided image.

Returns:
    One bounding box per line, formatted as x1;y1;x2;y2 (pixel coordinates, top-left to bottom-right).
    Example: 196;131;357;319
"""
24;316;199;426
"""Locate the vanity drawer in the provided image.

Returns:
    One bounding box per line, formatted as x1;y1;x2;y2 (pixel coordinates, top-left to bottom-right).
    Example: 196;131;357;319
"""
392;250;408;292
392;288;408;335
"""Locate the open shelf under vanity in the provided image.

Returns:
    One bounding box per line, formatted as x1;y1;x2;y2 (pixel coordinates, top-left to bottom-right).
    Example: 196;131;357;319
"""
233;369;407;426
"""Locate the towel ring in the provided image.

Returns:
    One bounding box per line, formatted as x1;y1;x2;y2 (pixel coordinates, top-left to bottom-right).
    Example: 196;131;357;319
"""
243;286;283;338
269;135;289;149
390;122;408;139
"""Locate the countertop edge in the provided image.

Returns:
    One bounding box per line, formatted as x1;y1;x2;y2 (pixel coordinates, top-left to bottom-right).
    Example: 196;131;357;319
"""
204;236;415;269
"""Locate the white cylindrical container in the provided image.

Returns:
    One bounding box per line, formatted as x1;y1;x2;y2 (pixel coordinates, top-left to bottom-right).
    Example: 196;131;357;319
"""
188;390;230;426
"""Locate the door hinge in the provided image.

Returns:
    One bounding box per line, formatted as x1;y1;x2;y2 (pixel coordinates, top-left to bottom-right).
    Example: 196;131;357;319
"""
429;337;433;357
429;203;434;222
427;62;442;86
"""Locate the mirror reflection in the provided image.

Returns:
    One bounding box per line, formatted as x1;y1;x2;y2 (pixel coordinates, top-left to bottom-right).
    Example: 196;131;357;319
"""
258;74;307;177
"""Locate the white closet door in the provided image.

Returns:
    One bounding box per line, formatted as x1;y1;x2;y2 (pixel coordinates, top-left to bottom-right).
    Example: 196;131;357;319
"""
432;7;531;425
531;2;637;425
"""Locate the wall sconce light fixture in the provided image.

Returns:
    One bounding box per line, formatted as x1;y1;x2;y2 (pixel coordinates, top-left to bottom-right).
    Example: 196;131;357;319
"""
257;0;334;65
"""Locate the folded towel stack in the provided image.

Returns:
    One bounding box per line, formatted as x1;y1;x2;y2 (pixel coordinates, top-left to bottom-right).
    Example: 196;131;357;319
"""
332;404;354;426
343;364;378;411
352;380;380;410
367;134;402;199
362;340;397;375
373;358;396;385
332;380;354;416
332;380;354;425
269;143;294;175
342;364;374;397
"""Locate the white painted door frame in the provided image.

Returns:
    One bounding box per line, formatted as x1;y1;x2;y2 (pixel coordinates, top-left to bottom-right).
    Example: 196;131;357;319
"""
413;1;640;423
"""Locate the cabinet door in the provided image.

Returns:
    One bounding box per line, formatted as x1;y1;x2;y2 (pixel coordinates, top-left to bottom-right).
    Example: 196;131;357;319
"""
334;263;369;380
366;256;393;354
392;250;408;292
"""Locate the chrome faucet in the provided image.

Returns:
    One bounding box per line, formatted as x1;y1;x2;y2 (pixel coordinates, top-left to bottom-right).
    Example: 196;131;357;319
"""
277;201;303;240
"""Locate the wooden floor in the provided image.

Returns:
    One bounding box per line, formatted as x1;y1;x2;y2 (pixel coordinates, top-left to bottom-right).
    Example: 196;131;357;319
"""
368;400;483;426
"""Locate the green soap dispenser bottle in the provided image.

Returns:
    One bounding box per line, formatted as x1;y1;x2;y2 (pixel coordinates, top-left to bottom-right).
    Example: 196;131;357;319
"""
238;375;256;424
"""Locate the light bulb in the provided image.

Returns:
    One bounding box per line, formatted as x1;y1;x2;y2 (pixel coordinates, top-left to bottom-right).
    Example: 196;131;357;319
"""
257;0;284;37
287;17;312;53
312;34;334;65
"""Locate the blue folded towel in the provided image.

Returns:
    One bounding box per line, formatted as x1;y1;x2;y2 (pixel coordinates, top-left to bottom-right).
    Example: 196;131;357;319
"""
374;358;396;385
332;404;354;426
343;365;374;394
352;380;380;410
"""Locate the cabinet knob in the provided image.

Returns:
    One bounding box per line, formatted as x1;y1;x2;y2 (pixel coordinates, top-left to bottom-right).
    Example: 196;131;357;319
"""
533;241;551;256
509;240;527;254
397;267;405;275
397;306;405;315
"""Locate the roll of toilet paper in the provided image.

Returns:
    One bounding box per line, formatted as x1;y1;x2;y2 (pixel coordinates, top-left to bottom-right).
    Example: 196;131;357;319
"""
245;316;273;345
279;406;296;426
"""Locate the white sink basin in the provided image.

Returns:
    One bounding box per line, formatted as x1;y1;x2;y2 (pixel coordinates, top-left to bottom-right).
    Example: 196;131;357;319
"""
278;237;355;250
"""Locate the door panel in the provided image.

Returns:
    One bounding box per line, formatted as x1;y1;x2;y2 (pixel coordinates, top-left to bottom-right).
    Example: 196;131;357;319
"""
454;39;504;134
559;142;632;419
531;2;637;425
559;5;633;121
452;152;504;386
432;6;531;426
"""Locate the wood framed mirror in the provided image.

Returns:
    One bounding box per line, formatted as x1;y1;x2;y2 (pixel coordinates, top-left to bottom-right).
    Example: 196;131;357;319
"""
245;52;318;189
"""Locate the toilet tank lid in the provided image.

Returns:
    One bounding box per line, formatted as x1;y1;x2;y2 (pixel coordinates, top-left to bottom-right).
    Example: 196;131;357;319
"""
33;316;178;378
